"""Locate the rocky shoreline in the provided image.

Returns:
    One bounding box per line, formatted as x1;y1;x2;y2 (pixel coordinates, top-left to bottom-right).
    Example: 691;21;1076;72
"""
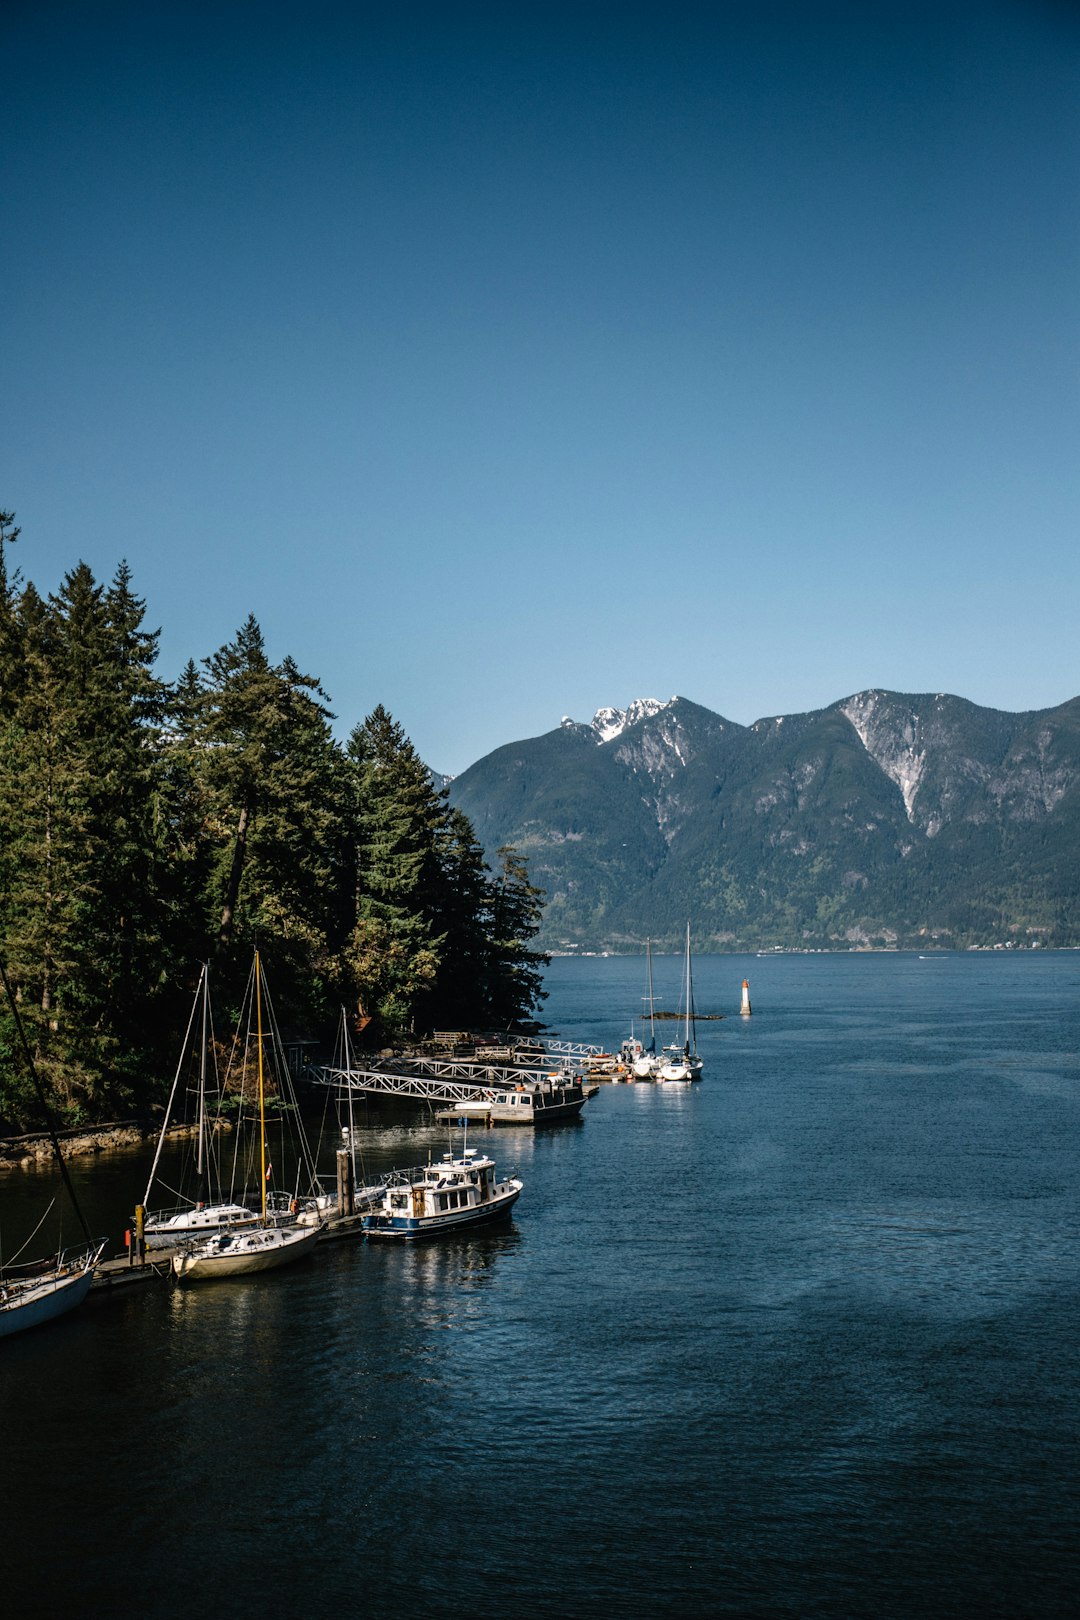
0;1120;154;1169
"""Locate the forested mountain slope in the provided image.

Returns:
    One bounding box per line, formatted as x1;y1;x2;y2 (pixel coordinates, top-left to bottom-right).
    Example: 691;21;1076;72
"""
448;692;1080;951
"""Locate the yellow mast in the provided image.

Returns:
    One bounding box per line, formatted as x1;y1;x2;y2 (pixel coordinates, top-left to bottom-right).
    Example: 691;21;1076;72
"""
256;949;267;1221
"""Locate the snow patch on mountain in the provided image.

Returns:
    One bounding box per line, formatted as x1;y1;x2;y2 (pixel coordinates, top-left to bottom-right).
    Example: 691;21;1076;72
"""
841;691;927;822
585;697;674;743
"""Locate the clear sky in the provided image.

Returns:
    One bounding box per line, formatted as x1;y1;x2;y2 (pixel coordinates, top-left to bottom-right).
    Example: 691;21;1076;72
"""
3;0;1077;774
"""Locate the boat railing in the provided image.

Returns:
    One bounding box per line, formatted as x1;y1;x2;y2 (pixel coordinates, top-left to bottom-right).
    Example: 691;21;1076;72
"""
0;1238;105;1287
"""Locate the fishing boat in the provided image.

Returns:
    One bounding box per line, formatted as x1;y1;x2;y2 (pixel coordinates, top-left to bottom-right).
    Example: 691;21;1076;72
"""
657;923;704;1082
0;957;106;1337
362;1138;522;1240
172;950;322;1282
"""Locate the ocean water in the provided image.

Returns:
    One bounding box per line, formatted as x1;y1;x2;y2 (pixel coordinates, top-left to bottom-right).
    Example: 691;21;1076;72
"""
2;951;1078;1618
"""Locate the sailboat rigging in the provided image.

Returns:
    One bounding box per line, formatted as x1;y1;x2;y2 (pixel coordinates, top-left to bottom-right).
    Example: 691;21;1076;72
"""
657;924;704;1082
633;939;661;1078
141;964;258;1249
171;950;320;1281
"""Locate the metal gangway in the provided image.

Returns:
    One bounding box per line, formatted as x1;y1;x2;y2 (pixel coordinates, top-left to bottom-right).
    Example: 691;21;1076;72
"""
539;1039;602;1061
310;1050;584;1105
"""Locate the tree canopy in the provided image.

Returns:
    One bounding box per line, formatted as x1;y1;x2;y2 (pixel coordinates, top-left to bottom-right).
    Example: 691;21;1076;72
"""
0;522;547;1130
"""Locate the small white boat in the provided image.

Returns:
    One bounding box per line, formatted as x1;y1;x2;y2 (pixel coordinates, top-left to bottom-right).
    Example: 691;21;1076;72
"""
172;1223;318;1282
657;1044;704;1082
362;1146;522;1240
0;1242;106;1339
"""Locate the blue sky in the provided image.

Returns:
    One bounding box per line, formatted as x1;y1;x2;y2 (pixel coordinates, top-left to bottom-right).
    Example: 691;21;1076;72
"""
3;0;1077;774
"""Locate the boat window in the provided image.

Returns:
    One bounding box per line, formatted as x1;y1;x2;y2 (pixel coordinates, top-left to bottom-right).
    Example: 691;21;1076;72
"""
390;1193;408;1210
522;1096;532;1106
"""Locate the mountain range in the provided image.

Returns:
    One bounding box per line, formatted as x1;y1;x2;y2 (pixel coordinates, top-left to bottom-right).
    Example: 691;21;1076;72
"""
447;691;1080;951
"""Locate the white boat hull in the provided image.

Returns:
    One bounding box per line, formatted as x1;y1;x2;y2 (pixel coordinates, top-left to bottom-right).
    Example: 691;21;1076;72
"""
172;1224;319;1281
0;1247;103;1338
363;1181;522;1240
144;1203;259;1250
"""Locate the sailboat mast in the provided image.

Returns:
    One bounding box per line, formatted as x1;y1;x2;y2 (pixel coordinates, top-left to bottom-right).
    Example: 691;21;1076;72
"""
684;923;692;1048
255;949;267;1221
343;1005;357;1185
195;963;208;1182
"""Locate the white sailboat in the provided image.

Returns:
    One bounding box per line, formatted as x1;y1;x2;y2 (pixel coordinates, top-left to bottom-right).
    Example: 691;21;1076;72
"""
657;923;704;1082
0;1241;106;1339
0;957;105;1337
633;939;661;1078
141;964;259;1250
172;950;320;1281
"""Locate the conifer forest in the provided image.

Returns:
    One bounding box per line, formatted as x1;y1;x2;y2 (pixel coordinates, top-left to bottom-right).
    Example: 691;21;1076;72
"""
0;515;547;1131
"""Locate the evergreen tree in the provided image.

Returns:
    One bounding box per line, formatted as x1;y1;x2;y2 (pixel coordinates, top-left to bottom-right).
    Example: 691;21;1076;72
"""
0;562;168;1122
195;617;351;1020
344;705;447;1034
484;846;549;1029
420;807;498;1031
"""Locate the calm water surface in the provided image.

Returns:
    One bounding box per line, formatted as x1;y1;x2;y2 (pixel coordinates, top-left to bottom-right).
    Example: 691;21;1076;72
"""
2;952;1079;1618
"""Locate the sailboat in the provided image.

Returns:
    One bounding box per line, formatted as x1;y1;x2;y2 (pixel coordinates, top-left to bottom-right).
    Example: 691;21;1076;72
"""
633;939;661;1078
172;950;319;1281
0;958;105;1338
141;964;260;1250
657;924;704;1082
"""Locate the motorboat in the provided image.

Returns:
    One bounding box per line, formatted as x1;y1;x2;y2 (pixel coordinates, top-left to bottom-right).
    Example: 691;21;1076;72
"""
434;1071;587;1125
362;1145;522;1240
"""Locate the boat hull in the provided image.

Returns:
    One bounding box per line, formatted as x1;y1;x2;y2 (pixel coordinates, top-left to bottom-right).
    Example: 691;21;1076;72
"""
363;1183;522;1240
172;1225;319;1281
0;1254;100;1339
434;1096;585;1126
144;1206;260;1250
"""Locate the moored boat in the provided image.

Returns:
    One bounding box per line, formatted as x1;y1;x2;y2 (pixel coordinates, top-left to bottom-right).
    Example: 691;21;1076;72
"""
0;1241;106;1339
172;1223;318;1281
0;956;105;1338
143;955;331;1254
170;949;324;1283
434;1071;586;1125
362;1146;522;1240
657;923;704;1081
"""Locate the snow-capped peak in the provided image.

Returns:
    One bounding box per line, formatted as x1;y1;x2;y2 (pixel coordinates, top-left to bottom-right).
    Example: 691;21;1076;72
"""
591;697;671;743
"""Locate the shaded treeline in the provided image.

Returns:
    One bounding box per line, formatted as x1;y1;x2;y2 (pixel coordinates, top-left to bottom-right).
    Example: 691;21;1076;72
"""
0;516;546;1130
